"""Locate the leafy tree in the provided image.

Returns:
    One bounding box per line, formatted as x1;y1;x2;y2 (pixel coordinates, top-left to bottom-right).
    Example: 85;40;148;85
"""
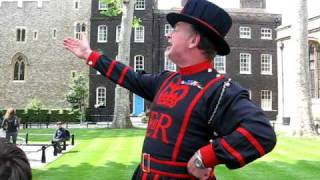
66;74;88;122
25;98;42;111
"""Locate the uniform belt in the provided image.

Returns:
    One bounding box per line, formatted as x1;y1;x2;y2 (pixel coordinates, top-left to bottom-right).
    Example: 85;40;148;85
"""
141;153;195;179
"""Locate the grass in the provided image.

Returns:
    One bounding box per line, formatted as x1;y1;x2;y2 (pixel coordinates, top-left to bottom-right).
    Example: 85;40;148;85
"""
19;129;320;180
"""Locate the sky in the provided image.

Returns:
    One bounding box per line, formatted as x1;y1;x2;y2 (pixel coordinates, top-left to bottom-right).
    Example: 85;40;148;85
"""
158;0;320;25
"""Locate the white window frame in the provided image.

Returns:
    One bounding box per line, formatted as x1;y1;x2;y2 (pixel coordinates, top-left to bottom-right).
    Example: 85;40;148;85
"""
96;87;107;107
134;26;144;43
97;25;108;43
248;89;252;100
214;55;226;74
98;0;109;10
135;0;145;10
74;0;80;9
164;24;173;36
261;54;272;75
16;27;27;42
164;53;176;72
33;30;38;40
240;53;251;74
239;26;251;39
116;25;121;43
261;90;272;111
261;28;272;40
134;55;144;71
52;28;57;39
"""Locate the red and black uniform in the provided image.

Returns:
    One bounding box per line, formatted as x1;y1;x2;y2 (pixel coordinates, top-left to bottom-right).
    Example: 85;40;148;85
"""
87;52;276;180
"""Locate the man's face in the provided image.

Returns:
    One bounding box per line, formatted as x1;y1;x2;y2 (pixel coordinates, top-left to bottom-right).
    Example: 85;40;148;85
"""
165;22;196;65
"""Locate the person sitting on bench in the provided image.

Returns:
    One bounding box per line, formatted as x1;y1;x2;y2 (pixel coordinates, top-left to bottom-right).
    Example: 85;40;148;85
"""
52;122;70;153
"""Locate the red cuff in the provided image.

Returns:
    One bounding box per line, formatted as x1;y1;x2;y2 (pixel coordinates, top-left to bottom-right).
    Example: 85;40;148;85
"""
86;51;101;67
200;143;219;168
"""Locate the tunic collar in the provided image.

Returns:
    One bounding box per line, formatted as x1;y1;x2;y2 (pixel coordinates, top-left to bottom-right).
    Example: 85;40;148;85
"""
179;60;213;76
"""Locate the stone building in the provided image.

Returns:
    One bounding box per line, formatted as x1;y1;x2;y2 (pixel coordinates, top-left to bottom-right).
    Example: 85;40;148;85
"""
88;0;281;121
0;0;91;109
277;15;320;127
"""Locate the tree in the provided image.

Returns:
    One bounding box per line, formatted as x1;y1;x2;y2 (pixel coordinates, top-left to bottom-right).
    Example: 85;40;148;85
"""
290;0;316;136
66;74;88;123
100;0;137;128
25;98;42;111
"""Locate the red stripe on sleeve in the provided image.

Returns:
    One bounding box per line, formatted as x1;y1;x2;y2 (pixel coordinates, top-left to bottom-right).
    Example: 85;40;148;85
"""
106;60;117;78
142;172;148;180
86;51;101;68
153;174;160;180
220;138;245;167
237;127;266;156
118;66;130;86
200;144;219;167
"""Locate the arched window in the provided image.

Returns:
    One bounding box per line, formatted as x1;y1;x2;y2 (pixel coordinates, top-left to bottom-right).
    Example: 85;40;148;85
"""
75;22;87;39
96;87;106;106
309;41;320;99
13;55;26;81
134;55;144;71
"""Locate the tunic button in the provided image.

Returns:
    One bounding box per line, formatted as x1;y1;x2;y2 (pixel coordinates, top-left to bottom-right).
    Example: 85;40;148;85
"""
213;131;218;136
88;61;93;65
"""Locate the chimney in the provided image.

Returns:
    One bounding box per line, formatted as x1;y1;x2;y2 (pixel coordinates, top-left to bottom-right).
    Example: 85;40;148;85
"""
240;0;266;9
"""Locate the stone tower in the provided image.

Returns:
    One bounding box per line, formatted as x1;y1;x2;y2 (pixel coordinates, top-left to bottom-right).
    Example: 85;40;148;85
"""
240;0;266;9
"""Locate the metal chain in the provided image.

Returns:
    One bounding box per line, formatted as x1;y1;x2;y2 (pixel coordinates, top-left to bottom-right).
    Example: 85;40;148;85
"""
208;78;232;126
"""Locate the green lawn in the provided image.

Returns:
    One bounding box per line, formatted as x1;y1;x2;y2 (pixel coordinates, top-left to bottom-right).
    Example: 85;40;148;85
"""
19;129;320;180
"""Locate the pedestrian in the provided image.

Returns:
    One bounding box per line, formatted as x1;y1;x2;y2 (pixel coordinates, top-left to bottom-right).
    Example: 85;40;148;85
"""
52;122;69;153
63;0;276;179
2;108;20;144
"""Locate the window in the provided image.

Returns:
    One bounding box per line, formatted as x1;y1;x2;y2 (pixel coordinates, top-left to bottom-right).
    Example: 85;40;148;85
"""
13;55;25;81
134;26;144;43
309;42;320;98
261;90;272;110
261;54;272;75
214;55;226;74
75;22;86;39
98;25;108;43
239;26;251;39
71;71;76;78
74;0;80;9
116;25;121;43
134;55;144;71
98;0;109;10
52;29;57;39
135;0;145;10
16;27;26;42
96;87;106;106
33;31;38;40
261;28;272;40
240;53;251;74
164;53;176;71
164;24;173;36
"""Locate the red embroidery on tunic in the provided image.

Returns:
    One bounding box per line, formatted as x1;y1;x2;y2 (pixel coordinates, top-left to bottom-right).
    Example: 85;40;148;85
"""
156;82;190;108
147;111;173;144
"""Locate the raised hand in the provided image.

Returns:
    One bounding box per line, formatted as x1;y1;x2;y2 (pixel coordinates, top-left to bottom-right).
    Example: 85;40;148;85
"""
63;33;92;60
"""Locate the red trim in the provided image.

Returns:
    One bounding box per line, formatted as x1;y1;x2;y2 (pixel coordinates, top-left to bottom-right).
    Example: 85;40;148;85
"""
237;127;266;156
142;172;148;180
153;174;160;180
106;60;117;78
220;138;245;167
87;51;101;68
192;17;223;37
179;61;213;76
150;156;187;167
118;66;130;86
172;75;224;161
149;169;194;179
200;144;219;167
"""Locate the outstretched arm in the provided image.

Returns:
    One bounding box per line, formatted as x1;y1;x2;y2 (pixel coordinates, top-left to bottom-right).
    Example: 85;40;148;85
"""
63;33;93;60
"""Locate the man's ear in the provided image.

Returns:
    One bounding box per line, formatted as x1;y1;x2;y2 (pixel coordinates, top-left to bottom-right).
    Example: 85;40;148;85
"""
188;34;201;49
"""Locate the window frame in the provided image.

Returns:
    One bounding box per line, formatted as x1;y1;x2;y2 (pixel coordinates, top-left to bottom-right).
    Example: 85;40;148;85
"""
96;86;107;107
16;26;27;42
97;25;108;43
239;26;251;39
134;26;145;43
98;0;109;10
261;54;272;75
240;53;251;74
164;53;176;72
261;28;272;40
134;55;145;71
261;90;272;111
135;0;145;10
214;55;226;74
